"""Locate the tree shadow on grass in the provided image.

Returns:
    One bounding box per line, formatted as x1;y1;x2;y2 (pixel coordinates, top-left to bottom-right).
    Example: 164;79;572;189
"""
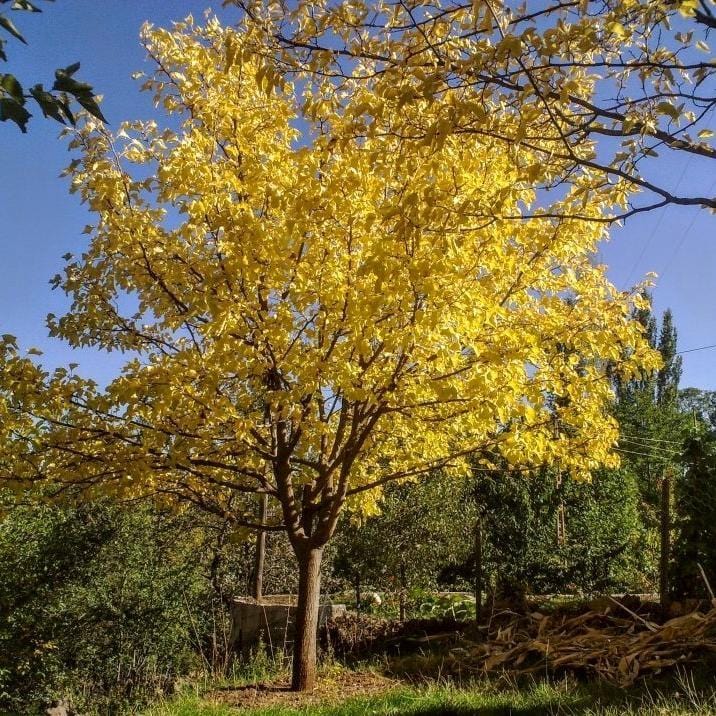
406;708;589;716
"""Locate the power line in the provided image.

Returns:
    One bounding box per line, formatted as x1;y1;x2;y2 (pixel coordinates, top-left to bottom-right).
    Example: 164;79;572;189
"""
619;436;680;451
615;447;675;460
615;448;694;471
676;342;716;355
617;441;680;457
621;157;693;290
619;432;681;445
620;433;683;445
657;174;716;283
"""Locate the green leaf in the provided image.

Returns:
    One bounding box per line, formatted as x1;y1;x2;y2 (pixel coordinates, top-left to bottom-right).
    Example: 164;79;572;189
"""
56;93;75;125
0;37;6;62
53;65;107;123
29;83;66;124
0;12;26;43
53;69;91;95
0;95;30;131
75;94;107;123
62;61;80;76
0;72;23;102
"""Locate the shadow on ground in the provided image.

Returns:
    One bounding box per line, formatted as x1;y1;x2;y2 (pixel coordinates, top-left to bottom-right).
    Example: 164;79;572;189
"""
405;708;591;716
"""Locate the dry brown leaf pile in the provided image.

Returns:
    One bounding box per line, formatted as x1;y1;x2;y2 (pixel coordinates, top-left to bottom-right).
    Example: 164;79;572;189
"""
454;600;716;685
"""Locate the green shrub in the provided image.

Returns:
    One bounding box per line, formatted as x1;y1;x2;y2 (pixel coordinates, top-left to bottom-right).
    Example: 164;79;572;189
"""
0;502;217;714
475;466;648;598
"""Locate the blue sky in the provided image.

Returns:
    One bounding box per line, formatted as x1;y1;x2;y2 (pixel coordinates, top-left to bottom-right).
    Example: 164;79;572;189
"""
1;1;715;389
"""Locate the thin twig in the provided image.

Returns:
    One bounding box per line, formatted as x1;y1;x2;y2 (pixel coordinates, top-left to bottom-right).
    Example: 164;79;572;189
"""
697;562;715;601
608;596;658;632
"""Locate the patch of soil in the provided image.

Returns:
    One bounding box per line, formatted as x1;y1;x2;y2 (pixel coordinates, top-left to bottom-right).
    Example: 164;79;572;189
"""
205;670;398;710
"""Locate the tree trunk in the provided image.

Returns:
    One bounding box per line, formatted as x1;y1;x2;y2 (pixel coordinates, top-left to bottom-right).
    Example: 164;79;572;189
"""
399;561;407;621
474;511;483;626
355;573;362;613
660;471;672;614
252;493;268;601
291;546;323;692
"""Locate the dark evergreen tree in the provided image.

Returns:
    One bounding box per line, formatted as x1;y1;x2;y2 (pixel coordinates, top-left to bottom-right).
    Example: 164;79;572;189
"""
656;309;683;408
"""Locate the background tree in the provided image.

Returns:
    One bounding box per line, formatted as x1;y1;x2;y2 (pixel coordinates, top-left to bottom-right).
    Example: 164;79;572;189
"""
679;388;716;433
656;310;683;407
613;303;688;472
610;301;691;596
333;473;476;618
0;17;658;691
467;304;692;601
473;465;646;600
0;0;105;132
0;501;214;714
672;436;716;599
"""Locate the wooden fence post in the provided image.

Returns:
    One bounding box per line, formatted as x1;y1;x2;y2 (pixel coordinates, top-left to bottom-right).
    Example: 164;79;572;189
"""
659;469;672;614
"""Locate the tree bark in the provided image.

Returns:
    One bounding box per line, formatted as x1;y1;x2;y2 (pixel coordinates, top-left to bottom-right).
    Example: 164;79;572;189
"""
474;510;483;626
660;471;672;614
252;493;268;601
291;546;323;692
399;561;407;621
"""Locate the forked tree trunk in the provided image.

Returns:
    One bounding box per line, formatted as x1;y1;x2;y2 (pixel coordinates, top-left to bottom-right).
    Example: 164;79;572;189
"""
291;546;323;691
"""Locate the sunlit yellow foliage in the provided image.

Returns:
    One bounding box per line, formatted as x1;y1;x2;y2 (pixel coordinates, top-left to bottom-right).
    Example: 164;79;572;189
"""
239;0;715;217
1;16;658;536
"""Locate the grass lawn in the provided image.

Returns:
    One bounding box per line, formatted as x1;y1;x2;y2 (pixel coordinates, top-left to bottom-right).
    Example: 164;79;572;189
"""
145;668;716;715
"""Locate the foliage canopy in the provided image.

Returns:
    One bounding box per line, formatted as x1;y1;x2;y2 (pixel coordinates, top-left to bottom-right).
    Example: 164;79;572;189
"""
0;10;666;690
234;0;716;219
0;16;658;526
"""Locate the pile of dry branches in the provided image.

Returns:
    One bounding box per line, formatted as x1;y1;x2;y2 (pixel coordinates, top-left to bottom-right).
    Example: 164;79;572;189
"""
457;599;716;685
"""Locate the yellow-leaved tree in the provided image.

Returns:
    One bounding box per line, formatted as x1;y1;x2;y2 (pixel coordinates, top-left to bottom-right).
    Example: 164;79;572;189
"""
246;0;716;218
0;16;660;690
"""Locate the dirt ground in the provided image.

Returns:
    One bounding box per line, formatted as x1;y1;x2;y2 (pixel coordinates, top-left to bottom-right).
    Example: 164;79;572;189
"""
204;670;398;710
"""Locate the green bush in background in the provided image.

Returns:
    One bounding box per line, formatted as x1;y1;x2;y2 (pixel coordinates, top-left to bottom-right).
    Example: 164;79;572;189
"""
0;502;216;715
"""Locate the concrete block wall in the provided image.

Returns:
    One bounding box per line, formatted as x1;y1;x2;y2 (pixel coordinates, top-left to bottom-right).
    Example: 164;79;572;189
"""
230;595;346;655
